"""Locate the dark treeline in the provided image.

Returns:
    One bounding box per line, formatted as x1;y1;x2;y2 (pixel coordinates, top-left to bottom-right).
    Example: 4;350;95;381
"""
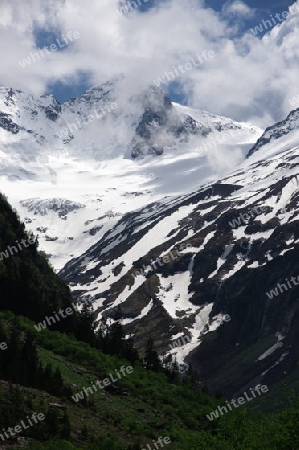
0;383;71;444
0;193;76;326
0;317;71;398
0;194;150;371
7;192;299;449
0;193;178;370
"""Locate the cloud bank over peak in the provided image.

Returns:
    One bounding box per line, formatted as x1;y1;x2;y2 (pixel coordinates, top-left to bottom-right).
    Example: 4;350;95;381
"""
0;0;299;127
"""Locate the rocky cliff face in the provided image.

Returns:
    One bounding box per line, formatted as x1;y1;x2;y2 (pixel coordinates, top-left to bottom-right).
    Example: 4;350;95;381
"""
246;108;299;158
59;105;299;396
0;81;261;270
5;80;297;397
131;87;211;158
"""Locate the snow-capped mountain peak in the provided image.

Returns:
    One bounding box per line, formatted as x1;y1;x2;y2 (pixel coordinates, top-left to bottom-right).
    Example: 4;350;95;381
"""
0;79;262;269
247;107;299;159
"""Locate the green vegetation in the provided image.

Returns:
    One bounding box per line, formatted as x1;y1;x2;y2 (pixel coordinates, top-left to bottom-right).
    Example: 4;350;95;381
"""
0;310;299;449
1;192;299;448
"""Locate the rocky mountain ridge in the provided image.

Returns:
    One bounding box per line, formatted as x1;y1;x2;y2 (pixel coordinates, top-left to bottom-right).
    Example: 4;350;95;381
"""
59;105;299;396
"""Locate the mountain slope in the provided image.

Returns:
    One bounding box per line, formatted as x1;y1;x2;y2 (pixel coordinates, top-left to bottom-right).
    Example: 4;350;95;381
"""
60;106;299;396
0;192;75;324
1;182;299;449
2;309;299;450
246;108;299;158
0;82;262;270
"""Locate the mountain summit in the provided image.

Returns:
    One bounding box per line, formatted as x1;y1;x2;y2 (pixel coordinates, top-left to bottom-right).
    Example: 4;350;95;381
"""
0;81;262;269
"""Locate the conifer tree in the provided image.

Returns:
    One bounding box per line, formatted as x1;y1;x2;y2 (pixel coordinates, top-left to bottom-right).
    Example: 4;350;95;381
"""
144;337;161;372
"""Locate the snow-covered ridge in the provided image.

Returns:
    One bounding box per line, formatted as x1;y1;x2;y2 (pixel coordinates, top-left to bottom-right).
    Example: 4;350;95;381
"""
0;82;262;162
0;80;262;268
2;80;299;395
247;107;299;158
20;198;86;216
57;104;299;389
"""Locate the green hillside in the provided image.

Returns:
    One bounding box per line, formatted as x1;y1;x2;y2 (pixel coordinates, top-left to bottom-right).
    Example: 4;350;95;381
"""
0;311;298;449
1;192;299;449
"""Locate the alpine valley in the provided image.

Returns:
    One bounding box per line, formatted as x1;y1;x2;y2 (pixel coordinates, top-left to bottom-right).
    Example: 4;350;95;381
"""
2;78;299;405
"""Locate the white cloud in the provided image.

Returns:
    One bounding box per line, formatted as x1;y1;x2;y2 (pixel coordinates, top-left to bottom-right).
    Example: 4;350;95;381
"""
222;1;255;19
0;0;299;128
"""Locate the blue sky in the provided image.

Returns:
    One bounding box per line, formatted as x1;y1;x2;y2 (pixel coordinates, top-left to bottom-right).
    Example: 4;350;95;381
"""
44;0;296;104
1;0;299;127
169;0;296;105
207;0;292;12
